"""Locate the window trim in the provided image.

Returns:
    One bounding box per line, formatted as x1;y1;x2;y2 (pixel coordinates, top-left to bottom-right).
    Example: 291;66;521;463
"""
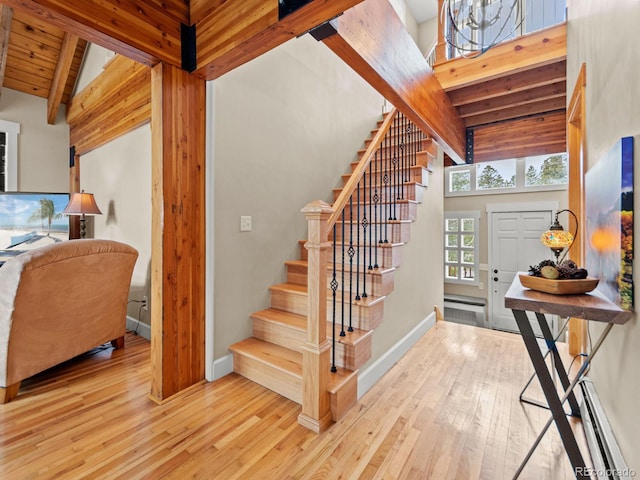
444;210;481;285
0;119;20;192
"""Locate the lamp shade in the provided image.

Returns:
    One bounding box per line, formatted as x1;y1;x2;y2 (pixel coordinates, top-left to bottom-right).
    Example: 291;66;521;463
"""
541;229;574;249
62;191;102;216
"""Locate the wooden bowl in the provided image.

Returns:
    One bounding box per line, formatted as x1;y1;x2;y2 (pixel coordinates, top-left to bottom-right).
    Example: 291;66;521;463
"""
519;274;599;295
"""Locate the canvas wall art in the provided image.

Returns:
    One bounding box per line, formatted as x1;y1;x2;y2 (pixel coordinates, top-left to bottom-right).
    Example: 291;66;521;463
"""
585;137;634;310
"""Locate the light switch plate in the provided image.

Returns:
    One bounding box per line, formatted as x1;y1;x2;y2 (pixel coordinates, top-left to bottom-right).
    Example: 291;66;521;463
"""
240;216;252;232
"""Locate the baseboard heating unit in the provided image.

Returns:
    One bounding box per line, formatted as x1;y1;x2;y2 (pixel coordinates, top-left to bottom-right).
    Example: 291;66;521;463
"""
579;378;631;479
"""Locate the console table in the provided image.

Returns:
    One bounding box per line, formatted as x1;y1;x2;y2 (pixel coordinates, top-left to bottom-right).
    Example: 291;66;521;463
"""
504;274;633;479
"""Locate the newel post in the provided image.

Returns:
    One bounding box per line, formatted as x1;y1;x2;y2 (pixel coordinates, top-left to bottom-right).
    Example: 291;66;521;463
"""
298;200;334;433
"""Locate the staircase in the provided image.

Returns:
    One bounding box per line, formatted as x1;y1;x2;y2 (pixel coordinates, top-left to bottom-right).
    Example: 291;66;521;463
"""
229;109;436;430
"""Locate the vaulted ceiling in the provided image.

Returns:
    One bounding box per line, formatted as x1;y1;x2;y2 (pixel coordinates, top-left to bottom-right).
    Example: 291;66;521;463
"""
0;1;566;161
0;6;87;123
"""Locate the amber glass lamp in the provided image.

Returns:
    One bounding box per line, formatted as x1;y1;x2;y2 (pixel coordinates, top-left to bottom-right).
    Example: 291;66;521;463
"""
62;190;102;238
541;209;578;263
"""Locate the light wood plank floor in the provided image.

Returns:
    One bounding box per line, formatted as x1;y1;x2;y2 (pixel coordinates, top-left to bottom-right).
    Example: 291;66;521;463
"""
0;322;587;479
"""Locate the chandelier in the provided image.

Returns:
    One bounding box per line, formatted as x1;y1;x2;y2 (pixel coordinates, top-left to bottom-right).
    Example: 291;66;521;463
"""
443;0;524;58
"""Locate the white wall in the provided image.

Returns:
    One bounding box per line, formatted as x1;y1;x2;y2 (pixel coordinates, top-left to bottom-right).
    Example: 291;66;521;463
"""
212;34;394;358
80;125;152;322
567;0;640;468
0;88;69;192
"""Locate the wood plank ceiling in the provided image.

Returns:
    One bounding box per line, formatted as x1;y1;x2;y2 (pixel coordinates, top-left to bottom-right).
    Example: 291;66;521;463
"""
433;23;567;163
0;6;87;123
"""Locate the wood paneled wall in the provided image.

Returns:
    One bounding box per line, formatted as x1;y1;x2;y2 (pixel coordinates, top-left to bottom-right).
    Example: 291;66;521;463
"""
472;111;567;163
67;55;151;156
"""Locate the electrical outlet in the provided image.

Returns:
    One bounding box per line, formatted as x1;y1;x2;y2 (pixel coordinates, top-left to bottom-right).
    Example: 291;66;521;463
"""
240;216;252;232
142;295;148;310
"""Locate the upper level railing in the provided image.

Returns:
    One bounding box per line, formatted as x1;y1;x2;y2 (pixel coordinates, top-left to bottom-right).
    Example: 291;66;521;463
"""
433;0;566;64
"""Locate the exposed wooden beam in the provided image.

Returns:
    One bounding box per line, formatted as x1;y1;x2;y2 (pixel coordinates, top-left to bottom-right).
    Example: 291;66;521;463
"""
447;60;567;106
464;97;567;127
47;31;78;124
67;55;151;155
0;5;12;103
457;81;566;119
1;0;186;68
193;0;365;80
150;62;206;401
320;0;466;161
433;23;567;91
472;111;566;162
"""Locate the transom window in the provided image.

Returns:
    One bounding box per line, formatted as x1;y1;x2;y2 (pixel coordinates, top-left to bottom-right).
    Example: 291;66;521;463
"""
445;211;480;284
445;153;568;197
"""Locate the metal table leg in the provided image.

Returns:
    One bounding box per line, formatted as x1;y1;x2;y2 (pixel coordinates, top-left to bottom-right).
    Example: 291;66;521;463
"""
512;309;588;479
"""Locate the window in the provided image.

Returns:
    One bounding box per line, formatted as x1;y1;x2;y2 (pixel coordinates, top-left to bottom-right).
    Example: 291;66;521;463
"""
524;153;568;186
445;211;480;284
445;153;567;197
0;120;20;192
476;158;516;190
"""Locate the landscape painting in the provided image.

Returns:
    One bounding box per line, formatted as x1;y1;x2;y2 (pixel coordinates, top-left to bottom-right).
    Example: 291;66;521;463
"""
585;137;634;310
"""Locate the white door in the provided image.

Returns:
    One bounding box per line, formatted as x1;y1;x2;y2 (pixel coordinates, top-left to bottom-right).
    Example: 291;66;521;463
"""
489;210;553;334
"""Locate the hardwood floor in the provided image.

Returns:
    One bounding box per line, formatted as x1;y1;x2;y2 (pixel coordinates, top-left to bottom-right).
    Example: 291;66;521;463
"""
0;322;586;479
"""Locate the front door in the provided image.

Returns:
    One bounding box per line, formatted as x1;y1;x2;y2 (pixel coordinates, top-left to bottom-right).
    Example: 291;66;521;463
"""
489;210;553;334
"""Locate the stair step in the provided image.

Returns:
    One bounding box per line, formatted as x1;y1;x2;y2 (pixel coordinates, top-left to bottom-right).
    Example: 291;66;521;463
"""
269;282;385;331
327;367;359;421
229;337;302;404
355;148;434;169
332;219;412;244
251;307;373;369
285;259;395;297
342;165;429;187
298;240;405;269
333;182;424;203
339;199;419;222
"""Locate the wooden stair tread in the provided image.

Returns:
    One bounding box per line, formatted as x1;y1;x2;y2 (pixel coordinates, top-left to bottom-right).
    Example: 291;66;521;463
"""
270;282;385;306
327;367;358;394
332;219;413;226
251;308;306;331
333;181;421;193
285;259;396;276
229;337;302;377
331;326;373;346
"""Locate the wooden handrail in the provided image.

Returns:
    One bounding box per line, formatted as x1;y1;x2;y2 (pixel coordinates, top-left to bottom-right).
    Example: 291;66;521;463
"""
328;107;397;229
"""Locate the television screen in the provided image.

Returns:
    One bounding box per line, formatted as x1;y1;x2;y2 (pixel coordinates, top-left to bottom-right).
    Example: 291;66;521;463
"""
0;192;70;252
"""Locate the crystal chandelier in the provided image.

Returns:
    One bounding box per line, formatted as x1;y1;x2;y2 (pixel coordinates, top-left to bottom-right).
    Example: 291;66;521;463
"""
443;0;524;58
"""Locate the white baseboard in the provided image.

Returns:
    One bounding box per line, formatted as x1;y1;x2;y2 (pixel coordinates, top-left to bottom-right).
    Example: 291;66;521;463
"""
357;312;436;399
126;316;151;340
207;312;436;391
211;353;234;381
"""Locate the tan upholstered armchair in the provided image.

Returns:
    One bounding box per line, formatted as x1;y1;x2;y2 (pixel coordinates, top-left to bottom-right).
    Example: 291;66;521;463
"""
0;239;138;403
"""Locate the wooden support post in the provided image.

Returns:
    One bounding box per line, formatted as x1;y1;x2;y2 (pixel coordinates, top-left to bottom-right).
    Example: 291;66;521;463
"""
68;149;80;239
150;62;206;402
299;200;334;433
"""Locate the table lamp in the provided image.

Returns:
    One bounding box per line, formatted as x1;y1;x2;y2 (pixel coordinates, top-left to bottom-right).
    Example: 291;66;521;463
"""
540;209;578;263
62;190;102;238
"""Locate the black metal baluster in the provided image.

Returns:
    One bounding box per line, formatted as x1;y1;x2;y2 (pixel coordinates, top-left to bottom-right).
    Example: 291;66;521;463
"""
340;213;346;337
355;180;361;302
361;163;368;298
347;196;355;332
330;226;338;373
